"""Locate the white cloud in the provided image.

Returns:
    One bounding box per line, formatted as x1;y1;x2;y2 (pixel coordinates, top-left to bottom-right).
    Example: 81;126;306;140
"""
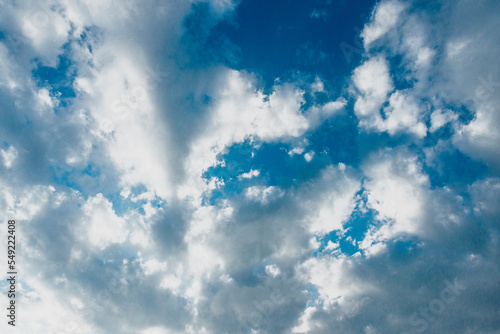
299;255;377;309
265;264;281;277
430;108;457;132
140;327;171;334
179;70;308;201
0;183;57;221
18;2;72;66
181;70;346;202
469;177;500;220
353;56;393;123
245;185;284;204
291;306;317;333
0;0;499;333
353;59;427;137
1;146;17;168
36;88;55;109
75;48;174;200
303;165;360;235
79;194;128;250
358;0;500;169
311;76;325;92
363;149;430;239
238;169;260;179
382;90;427;137
454;103;500;169
289;146;305;156
304;151;314;162
142;259;168;276
361;0;406;48
306;98;347;128
6;278;97;334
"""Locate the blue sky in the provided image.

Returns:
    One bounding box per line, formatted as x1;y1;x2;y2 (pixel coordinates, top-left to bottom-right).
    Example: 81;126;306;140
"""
1;0;500;333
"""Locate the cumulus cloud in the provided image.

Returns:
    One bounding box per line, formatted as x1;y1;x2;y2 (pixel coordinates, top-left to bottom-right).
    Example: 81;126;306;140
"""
356;0;500;169
352;58;428;137
363;149;430;237
353;57;393;121
302;165;360;235
361;1;406;47
78;194;129;250
1;0;499;333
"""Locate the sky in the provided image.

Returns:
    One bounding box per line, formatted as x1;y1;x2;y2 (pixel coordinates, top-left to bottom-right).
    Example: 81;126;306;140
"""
0;0;499;333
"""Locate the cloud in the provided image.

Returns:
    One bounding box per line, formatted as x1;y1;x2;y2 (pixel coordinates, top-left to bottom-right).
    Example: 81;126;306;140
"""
180;69;345;200
1;0;499;333
357;0;500;169
365;150;427;227
382;91;427;137
245;185;284;204
361;0;406;48
299;255;377;309
310;9;327;21
238;169;260;179
429;108;457;133
352;58;427;137
78;194;129;250
302;165;360;235
1;146;17;168
353;56;393;123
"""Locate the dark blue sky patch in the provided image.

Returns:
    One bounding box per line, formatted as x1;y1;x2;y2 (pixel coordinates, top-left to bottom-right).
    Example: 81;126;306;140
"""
307;113;359;167
341;192;377;253
202;141;255;205
250;142;334;186
423;123;454;145
203;140;332;206
212;0;377;89
178;2;240;69
454;104;476;125
356;131;410;159
387;54;417;91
